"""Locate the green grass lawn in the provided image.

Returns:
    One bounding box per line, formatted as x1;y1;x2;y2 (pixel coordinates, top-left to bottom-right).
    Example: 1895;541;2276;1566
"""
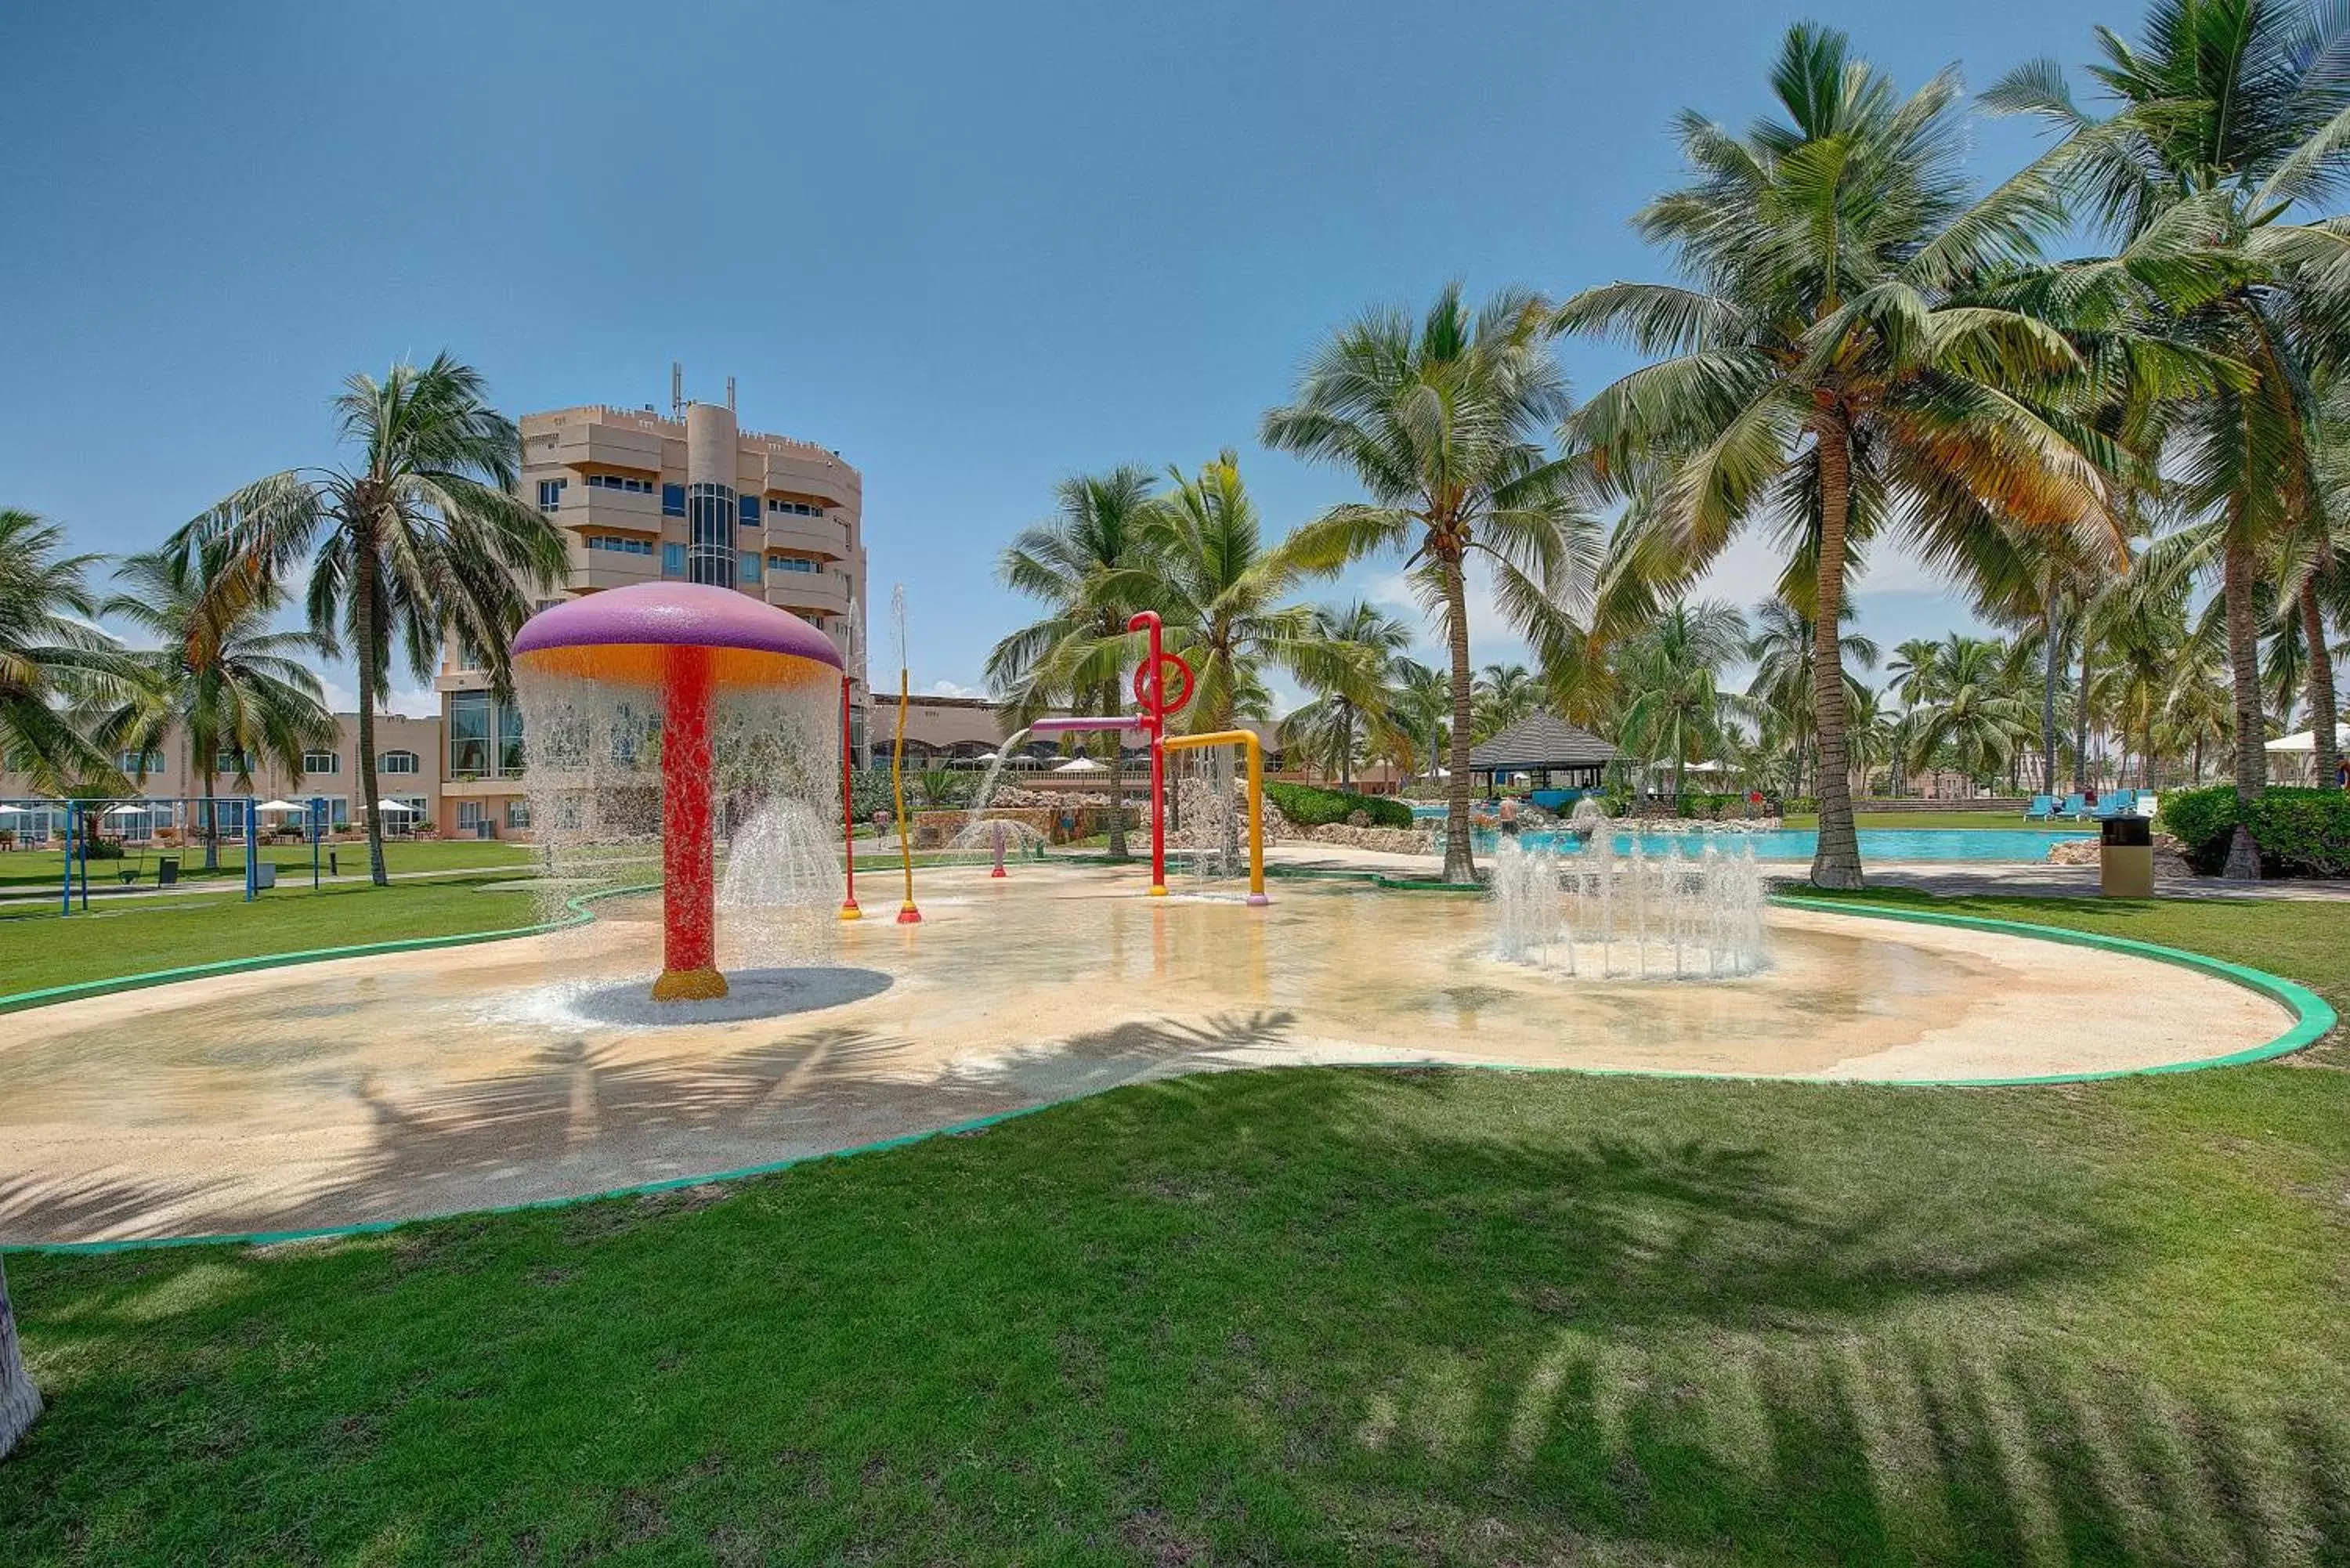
0;875;544;996
2;893;2346;1563
0;837;537;893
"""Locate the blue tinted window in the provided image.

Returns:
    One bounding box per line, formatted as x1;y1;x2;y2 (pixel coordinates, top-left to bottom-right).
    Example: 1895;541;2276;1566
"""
662;542;685;576
661;484;685;517
740;550;761;583
739;493;759;527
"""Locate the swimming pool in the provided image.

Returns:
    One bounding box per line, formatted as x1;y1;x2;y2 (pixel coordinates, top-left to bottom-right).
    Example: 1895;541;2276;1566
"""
1481;827;2095;862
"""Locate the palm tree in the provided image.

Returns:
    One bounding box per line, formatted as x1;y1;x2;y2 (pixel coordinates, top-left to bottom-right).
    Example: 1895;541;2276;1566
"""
1083;453;1354;736
0;509;141;794
1905;634;2031;788
1742;596;1880;800
1279;600;1413;786
1264;283;1597;883
99;540;338;871
1390;659;1453;786
1987;0;2350;868
986;465;1160;860
1557;24;2118;887
1471;662;1542;742
174;356;566;887
1616;598;1748;800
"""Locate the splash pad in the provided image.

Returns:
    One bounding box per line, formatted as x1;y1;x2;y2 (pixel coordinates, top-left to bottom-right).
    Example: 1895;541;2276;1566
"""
512;584;844;1003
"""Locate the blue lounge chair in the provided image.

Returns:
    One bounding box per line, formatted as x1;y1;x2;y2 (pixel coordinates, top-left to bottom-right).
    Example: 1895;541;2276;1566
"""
2025;794;2055;821
2092;789;2136;820
2059;793;2090;820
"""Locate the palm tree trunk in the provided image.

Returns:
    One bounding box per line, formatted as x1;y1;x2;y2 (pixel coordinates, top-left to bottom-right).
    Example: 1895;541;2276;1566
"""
355;561;389;887
2041;607;2061;796
1102;677;1130;861
0;1255;38;1458
1809;413;1863;890
1339;710;1354;789
2222;529;2266;880
2303;580;2340;791
1441;553;1476;884
2073;641;2092;793
201;766;219;873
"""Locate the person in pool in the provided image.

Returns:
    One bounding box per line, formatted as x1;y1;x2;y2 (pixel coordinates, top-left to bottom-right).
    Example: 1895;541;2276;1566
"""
1499;795;1519;836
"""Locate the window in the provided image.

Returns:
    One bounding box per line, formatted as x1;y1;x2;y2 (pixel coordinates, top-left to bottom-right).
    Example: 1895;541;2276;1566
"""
740;550;762;583
587;535;654;556
214;749;252;775
537;478;567;512
586;474;656;493
662;542;685;576
450;691;491;776
688;482;738;587
739;493;760;527
505;799;532;830
379;750;420;775
118;750;164;776
302;750;341;775
497;702;526;776
456;800;488;829
661;483;686;517
765;552;819;573
765;498;825;518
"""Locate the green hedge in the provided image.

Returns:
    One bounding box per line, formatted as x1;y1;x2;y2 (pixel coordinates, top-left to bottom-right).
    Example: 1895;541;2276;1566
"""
1264;781;1414;829
2160;785;2350;877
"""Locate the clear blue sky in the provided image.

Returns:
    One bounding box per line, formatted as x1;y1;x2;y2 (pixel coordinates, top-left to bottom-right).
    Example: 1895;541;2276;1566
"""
2;0;2117;712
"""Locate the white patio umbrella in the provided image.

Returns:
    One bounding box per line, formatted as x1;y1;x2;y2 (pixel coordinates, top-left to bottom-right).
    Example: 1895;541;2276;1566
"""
370;799;419;814
255;799;309;813
2265;724;2350;753
1682;760;1730;775
0;804;25;815
1053;757;1105;773
101;802;151;818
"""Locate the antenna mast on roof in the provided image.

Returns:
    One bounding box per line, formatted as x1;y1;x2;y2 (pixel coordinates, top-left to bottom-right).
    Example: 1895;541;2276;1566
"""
725;375;736;414
671;361;684;420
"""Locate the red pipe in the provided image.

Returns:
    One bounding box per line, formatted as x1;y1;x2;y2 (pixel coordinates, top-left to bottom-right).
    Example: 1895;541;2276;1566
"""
1128;611;1168;895
653;645;725;1001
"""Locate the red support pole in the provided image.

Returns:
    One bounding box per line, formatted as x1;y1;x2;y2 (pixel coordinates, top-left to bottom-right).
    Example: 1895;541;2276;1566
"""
653;645;726;1002
838;673;861;919
1130;611;1169;896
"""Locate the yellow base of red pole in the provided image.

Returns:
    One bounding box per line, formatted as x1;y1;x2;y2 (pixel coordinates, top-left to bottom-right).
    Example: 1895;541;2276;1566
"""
837;900;862;921
651;966;729;1003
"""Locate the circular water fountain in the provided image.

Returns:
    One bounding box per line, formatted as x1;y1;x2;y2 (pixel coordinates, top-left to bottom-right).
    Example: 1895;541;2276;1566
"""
512;583;843;1003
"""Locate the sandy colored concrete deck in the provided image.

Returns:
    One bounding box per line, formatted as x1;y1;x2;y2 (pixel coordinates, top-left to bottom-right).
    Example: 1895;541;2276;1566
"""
0;865;2294;1244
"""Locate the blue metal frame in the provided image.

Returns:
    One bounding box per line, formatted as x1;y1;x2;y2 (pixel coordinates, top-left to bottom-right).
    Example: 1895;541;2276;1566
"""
56;795;262;912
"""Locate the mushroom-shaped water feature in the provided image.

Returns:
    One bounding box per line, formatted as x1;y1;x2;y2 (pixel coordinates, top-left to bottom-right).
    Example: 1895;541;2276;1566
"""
513;583;844;1003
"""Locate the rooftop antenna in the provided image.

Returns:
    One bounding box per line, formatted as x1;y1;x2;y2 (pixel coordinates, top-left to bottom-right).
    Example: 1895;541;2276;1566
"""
670;361;684;420
725;374;736;414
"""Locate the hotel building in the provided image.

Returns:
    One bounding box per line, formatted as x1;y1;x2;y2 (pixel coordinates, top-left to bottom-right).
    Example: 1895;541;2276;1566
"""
435;395;870;835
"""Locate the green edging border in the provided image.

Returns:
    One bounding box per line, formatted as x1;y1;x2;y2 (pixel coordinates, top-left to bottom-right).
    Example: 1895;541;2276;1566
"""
0;862;2334;1255
0;882;660;1017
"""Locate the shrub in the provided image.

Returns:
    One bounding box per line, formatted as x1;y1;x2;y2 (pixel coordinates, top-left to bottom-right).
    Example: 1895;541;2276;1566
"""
2160;784;2350;877
1264;781;1413;829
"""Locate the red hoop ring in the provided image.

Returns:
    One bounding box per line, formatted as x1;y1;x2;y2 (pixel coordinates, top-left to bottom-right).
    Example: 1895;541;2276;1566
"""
1134;652;1193;719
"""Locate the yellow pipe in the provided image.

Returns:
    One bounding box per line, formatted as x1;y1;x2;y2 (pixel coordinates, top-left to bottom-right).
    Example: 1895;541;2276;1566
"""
1161;729;1268;905
892;667;920;923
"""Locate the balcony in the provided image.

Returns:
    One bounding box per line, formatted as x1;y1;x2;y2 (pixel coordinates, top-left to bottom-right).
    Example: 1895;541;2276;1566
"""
765;571;851;618
560;487;663;534
570;547;661;591
546;421;668;473
762;451;859;511
757;515;851;559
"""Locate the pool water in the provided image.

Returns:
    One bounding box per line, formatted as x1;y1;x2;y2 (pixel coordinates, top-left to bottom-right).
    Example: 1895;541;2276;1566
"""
1484;828;2094;862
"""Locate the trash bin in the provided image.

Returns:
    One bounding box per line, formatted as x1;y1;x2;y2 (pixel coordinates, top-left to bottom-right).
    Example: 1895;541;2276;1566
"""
2099;814;2153;898
252;861;278;891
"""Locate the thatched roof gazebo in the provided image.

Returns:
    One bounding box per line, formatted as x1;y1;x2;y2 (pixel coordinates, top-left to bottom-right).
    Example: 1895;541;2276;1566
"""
1466;714;1622;799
